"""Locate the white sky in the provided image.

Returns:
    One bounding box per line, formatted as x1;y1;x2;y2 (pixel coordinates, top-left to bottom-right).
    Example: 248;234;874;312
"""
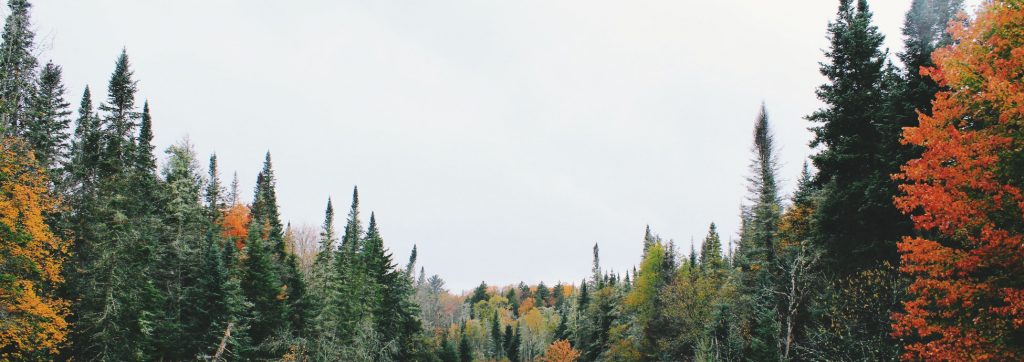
30;0;983;292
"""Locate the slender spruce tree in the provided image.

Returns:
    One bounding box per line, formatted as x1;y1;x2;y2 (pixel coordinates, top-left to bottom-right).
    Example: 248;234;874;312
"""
25;61;71;176
0;0;37;133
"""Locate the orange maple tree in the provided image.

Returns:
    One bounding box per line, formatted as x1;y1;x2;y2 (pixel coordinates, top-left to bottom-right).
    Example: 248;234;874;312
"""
539;339;581;362
892;1;1024;360
0;138;70;358
221;202;251;250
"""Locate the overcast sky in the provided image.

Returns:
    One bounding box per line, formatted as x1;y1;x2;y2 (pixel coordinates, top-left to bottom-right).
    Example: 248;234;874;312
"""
30;0;982;292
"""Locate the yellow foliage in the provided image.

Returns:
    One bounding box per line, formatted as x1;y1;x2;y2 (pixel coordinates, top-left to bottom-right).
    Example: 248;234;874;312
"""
0;138;70;358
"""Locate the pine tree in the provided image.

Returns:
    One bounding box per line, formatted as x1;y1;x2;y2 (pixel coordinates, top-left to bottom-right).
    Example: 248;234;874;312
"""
25;61;71;176
745;104;781;264
0;0;37;133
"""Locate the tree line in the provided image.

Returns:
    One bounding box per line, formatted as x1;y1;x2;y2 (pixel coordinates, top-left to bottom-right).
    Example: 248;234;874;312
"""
1;0;1022;361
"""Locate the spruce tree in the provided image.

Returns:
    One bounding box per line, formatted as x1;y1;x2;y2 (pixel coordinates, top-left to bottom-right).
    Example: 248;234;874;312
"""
25;61;71;175
249;152;307;339
0;0;37;133
807;0;911;271
490;311;503;359
97;50;139;177
699;223;723;270
439;333;459;362
68;50;163;361
458;328;473;362
240;219;288;358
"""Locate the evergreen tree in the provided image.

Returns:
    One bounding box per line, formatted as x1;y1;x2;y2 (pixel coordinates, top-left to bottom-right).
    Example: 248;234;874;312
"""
68;50;163;361
0;0;37;133
490;311;503;359
25;61;71;175
134;101;156;175
745;104;781;264
204;154;223;220
807;0;911;272
362;212;424;359
535;281;550;307
66;86;99;190
439;332;459;362
249;152;307;339
699;223;723;270
240;219;288;358
97;50;139;177
458;328;473;362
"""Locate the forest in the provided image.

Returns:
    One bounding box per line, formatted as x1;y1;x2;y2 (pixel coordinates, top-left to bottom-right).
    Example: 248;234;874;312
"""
1;0;1023;361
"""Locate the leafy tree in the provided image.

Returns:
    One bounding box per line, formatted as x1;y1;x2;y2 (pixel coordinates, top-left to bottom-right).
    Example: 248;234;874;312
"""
540;339;581;362
892;2;1024;359
0;138;69;359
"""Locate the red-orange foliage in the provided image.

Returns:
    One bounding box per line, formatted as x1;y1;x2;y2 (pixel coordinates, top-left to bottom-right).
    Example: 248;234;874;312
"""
539;339;581;362
892;1;1024;360
221;203;251;250
0;138;70;358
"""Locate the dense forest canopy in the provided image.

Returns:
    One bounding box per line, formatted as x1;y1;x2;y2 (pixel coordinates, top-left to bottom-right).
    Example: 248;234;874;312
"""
1;0;1023;361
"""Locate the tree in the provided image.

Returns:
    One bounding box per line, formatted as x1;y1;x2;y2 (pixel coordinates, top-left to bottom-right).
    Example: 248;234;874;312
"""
0;0;37;133
458;328;473;362
24;61;71;176
240;219;287;358
540;339;581;362
0;138;69;359
892;2;1024;359
97;50;139;177
807;0;911;272
699;223;724;271
490;311;503;359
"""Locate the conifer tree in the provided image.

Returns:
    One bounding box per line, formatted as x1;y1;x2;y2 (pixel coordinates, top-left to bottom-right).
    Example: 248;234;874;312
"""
97;50;139;177
491;311;503;359
439;333;459;362
699;223;723;271
0;0;37;133
807;0;910;272
459;327;473;362
240;219;287;358
25;61;71;176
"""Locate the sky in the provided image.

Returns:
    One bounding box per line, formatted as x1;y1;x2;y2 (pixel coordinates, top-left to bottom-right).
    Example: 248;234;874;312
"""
29;0;983;292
